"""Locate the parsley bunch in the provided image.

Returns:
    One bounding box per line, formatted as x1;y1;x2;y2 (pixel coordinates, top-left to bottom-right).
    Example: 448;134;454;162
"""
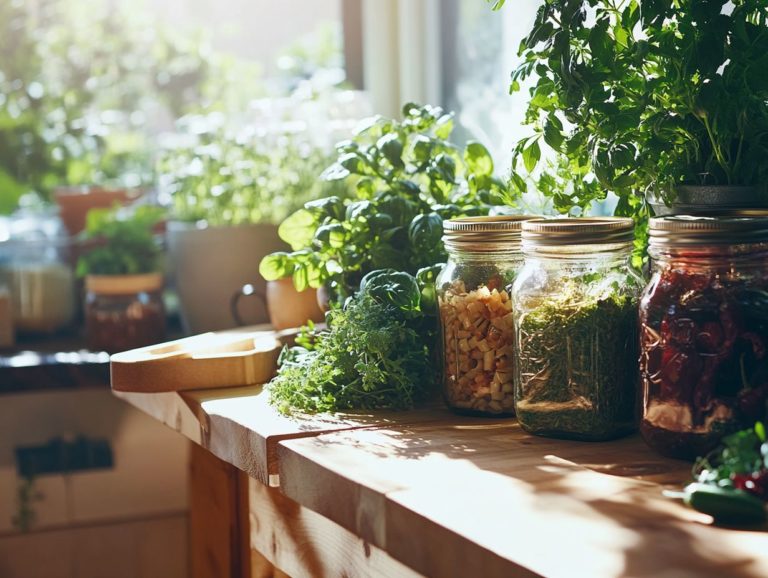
268;269;437;414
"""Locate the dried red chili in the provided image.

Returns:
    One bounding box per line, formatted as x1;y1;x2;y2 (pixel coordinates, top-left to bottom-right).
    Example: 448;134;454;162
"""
639;216;768;460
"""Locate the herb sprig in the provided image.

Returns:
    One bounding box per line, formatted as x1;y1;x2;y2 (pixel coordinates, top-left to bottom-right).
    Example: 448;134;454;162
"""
268;269;436;414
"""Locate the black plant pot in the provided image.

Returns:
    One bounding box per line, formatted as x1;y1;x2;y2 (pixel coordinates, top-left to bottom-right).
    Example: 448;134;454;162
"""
648;185;765;216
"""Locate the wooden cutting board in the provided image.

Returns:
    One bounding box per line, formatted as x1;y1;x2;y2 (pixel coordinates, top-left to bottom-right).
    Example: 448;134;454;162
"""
110;324;294;392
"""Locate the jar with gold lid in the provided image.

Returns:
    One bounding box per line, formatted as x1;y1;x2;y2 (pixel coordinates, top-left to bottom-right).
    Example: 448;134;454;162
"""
512;218;643;440
436;215;537;416
640;214;768;459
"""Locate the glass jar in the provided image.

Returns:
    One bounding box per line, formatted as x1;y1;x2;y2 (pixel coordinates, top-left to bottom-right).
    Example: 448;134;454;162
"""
512;218;643;441
85;273;166;353
639;215;768;460
436;216;536;416
0;201;75;334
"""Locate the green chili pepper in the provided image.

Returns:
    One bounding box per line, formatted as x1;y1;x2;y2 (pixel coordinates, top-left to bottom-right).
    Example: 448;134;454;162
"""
683;483;767;524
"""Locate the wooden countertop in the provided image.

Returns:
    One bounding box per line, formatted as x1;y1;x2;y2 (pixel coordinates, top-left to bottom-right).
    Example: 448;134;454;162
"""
115;384;768;578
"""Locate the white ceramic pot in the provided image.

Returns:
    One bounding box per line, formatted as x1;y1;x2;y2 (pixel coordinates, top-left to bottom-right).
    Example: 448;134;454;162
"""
166;222;287;334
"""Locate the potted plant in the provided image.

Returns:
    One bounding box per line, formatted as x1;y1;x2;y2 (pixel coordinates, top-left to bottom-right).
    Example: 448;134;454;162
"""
259;102;513;305
499;0;768;218
159;112;349;334
77;205;166;353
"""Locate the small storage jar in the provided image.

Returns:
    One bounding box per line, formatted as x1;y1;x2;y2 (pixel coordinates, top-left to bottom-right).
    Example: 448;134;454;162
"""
436;216;536;416
639;215;768;460
85;273;166;353
512;218;643;440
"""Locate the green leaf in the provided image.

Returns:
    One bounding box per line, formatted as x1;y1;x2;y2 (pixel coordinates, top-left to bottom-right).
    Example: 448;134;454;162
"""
464;142;494;177
434;114;454;140
320;163;350;181
304;196;344;220
259;252;293;281
338;152;366;175
314;223;346;249
408;213;443;250
278;209;317;250
359;269;421;314
377;133;404;169
756;422;766;443
522;139;541;173
543;116;565;151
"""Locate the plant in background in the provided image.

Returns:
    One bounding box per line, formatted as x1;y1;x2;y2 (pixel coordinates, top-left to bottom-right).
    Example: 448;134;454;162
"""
12;476;42;533
158;114;349;227
76;205;165;277
0;0;258;213
492;0;768;259
260;103;513;302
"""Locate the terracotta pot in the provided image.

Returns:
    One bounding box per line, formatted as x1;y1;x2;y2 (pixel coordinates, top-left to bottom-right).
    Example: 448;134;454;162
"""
233;278;325;331
55;186;138;236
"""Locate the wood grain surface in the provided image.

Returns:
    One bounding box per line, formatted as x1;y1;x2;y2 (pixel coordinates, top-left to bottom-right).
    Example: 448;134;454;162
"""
110;330;282;393
116;380;768;578
116;384;460;486
277;421;768;578
247;477;422;578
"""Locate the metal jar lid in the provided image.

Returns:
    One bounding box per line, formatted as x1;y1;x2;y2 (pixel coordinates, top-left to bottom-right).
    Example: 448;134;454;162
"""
521;217;634;246
649;213;768;246
443;215;538;252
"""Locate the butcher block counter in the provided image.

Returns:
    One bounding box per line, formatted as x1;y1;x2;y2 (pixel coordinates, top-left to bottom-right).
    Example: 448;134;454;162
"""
113;380;768;578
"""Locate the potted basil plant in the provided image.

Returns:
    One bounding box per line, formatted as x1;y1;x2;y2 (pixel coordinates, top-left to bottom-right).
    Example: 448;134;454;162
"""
260;102;513;306
77;205;166;353
501;0;768;216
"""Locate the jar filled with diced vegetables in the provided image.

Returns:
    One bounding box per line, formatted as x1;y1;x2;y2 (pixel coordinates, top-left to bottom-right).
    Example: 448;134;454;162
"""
512;218;643;441
437;216;537;416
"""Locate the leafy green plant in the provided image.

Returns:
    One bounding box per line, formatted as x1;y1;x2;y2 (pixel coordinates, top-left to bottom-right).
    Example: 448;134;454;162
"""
12;476;42;533
260;103;512;302
76;205;165;276
506;0;768;216
0;0;257;212
269;269;437;414
158;114;348;227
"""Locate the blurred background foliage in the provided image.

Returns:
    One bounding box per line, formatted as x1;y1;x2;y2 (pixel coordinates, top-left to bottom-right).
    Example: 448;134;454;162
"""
0;0;350;220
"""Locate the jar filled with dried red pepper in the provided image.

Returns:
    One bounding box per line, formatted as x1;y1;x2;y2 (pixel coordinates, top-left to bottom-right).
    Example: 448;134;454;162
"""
640;215;768;460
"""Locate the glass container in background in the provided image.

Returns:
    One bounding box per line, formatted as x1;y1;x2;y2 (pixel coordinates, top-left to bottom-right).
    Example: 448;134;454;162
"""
436;216;536;416
0;202;75;334
512;218;643;441
85;273;166;353
639;215;768;460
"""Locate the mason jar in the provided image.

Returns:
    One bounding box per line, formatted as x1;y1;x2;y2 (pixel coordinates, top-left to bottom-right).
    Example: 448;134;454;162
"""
639;215;768;460
436;216;536;416
85;273;166;353
512;218;643;440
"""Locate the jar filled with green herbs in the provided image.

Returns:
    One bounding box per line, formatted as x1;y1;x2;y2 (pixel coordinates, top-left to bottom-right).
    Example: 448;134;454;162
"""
511;218;643;440
437;216;536;416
